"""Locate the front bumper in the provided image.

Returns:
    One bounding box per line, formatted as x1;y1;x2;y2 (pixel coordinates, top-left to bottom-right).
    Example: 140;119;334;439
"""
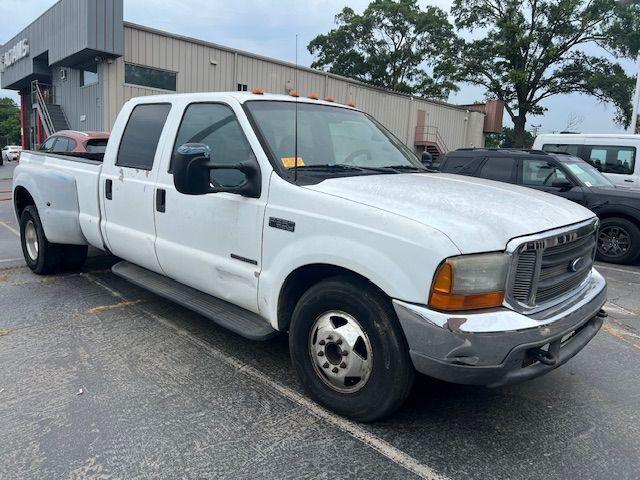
393;269;607;387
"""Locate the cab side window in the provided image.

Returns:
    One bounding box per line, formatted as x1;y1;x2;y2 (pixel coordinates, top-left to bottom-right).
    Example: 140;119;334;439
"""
172;103;255;187
586;146;635;175
479;156;515;183
117;104;171;170
522;159;570;187
440;155;484;175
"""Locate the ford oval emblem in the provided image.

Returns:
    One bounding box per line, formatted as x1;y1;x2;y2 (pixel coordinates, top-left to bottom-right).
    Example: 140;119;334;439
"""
570;256;586;272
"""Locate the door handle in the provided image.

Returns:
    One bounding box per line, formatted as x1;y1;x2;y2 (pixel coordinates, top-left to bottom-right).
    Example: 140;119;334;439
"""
105;179;112;200
624;179;634;183
156;188;166;212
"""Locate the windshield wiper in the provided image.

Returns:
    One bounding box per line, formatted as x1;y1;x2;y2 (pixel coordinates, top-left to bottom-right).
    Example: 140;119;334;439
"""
292;164;366;172
383;165;428;172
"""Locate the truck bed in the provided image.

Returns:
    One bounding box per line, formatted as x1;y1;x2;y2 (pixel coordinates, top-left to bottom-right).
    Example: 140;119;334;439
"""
14;150;105;249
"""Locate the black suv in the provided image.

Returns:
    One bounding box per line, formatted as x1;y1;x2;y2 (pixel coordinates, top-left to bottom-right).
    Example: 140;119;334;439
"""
438;148;640;264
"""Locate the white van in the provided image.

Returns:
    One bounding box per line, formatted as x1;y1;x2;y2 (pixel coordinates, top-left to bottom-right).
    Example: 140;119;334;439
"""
533;134;640;189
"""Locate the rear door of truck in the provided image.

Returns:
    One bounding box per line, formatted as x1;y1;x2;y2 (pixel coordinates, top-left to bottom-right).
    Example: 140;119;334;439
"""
99;102;173;273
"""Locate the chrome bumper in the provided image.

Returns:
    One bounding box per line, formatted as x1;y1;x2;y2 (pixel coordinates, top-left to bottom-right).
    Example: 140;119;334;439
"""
393;269;607;387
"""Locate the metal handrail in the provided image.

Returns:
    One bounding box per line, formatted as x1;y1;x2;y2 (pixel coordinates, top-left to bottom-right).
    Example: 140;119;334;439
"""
31;81;55;137
414;125;449;153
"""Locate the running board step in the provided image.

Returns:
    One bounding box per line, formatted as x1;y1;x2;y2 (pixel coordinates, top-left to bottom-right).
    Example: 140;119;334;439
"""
112;261;277;341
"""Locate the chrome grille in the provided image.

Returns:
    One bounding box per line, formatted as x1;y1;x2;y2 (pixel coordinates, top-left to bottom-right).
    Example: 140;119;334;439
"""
508;220;598;312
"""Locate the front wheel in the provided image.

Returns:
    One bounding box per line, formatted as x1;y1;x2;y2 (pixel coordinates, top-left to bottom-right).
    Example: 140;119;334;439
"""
597;217;640;264
289;276;414;422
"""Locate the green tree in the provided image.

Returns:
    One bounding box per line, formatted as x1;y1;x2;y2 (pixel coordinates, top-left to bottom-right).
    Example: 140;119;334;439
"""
308;0;458;99
486;127;535;148
0;97;21;146
451;0;640;147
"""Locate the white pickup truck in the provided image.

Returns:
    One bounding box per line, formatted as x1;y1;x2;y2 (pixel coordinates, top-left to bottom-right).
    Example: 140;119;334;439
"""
13;92;607;421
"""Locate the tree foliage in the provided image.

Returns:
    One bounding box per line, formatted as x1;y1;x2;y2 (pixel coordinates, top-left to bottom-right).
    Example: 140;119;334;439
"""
451;0;640;146
307;0;458;99
485;127;535;148
0;98;21;146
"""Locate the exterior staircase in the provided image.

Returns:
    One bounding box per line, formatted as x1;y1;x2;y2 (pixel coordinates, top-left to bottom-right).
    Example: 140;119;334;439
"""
46;104;70;132
31;80;70;138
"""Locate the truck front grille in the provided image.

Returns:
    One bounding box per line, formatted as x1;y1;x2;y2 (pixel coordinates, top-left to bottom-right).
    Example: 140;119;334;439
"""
508;220;597;311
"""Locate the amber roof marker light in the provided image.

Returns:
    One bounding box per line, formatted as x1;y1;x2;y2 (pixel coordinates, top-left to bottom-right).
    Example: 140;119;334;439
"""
251;87;264;95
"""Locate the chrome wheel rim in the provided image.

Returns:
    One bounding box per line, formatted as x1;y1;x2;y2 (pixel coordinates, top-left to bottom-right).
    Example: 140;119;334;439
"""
598;226;631;258
25;220;39;261
308;310;373;393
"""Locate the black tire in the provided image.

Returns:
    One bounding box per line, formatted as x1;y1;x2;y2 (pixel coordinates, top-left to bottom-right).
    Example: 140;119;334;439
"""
289;276;414;422
62;244;88;271
597;217;640;264
19;205;63;274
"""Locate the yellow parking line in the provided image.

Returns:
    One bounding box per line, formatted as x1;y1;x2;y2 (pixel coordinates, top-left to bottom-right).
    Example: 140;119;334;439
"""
603;323;640;350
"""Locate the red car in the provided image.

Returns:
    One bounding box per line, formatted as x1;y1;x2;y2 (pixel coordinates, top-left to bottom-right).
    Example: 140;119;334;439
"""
39;130;110;154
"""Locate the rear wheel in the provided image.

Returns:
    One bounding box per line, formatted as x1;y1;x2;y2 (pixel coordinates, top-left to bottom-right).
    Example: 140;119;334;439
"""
289;276;414;422
597;217;640;264
20;205;63;274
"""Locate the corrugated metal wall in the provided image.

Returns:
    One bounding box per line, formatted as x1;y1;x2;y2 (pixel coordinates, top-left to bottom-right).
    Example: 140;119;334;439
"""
0;0;123;90
52;65;103;131
103;24;485;150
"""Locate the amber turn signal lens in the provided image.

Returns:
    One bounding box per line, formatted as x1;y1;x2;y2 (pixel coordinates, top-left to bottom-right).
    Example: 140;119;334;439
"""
429;291;505;311
432;262;453;293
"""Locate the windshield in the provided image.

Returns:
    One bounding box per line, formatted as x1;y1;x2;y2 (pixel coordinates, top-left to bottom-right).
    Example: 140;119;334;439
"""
245;101;424;175
564;160;614;188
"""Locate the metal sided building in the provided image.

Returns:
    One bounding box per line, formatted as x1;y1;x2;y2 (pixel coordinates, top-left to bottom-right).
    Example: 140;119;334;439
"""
0;0;502;155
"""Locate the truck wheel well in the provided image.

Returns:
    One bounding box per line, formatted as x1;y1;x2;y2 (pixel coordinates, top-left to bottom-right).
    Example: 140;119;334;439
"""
14;187;35;218
277;264;388;332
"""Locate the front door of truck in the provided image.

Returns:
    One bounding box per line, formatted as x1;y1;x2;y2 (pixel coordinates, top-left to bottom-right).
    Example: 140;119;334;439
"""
153;101;266;313
100;102;172;273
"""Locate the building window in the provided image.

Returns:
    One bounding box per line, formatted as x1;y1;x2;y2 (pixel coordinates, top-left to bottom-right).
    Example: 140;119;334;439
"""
237;83;248;91
80;64;98;87
125;63;177;91
116;104;171;170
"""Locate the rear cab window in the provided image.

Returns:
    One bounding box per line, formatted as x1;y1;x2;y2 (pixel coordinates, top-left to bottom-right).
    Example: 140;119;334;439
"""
86;139;108;153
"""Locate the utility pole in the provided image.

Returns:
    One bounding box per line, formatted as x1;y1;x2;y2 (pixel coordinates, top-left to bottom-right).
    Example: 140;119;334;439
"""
630;60;640;134
530;124;542;138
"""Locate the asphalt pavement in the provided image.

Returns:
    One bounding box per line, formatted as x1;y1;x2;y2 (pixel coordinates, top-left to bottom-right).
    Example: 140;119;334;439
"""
1;161;639;480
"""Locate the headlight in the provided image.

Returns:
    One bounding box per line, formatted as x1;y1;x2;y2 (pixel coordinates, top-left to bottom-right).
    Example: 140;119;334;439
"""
429;253;510;311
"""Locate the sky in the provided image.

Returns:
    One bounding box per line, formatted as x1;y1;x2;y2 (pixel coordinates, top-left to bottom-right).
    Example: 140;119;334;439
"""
0;0;637;135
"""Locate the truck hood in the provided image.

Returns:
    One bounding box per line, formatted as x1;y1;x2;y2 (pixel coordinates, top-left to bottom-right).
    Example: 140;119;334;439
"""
305;173;595;253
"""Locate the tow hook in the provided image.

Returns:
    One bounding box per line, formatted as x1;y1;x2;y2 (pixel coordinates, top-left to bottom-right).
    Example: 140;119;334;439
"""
528;347;557;366
596;309;608;318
